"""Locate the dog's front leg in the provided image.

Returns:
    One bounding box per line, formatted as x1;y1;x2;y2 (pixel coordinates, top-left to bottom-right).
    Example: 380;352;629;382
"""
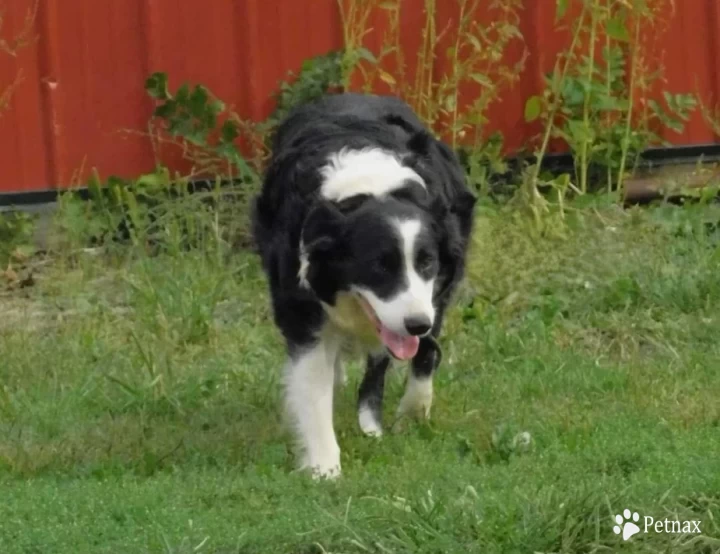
357;353;391;436
397;297;450;421
334;356;347;388
284;336;342;479
397;338;436;419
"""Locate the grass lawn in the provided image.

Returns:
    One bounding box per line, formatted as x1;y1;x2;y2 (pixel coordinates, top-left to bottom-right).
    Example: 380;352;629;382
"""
1;200;720;553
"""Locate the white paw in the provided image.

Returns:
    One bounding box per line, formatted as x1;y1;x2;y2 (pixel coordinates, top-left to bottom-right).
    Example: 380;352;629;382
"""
310;463;341;480
358;404;383;437
396;376;433;419
302;447;341;480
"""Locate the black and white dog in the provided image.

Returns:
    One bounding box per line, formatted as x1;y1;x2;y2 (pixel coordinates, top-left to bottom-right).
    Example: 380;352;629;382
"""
252;93;476;478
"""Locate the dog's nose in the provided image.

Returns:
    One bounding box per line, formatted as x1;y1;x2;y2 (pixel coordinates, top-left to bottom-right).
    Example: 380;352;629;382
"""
404;315;432;336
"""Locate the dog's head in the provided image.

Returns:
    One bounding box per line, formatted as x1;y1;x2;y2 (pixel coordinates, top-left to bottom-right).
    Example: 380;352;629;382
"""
299;188;442;360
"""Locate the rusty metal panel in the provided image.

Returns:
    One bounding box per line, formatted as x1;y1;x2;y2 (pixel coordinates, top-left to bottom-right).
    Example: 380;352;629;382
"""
0;0;50;192
0;0;718;194
660;0;719;144
0;0;342;193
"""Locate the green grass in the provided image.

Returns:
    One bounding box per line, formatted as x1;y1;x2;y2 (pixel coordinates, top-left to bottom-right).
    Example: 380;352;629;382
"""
2;200;720;553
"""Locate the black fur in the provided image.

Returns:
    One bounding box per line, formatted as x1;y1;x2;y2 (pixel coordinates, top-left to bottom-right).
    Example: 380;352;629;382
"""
252;92;475;442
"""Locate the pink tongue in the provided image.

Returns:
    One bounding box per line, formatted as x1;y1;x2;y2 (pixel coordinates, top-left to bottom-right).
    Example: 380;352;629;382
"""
379;326;420;360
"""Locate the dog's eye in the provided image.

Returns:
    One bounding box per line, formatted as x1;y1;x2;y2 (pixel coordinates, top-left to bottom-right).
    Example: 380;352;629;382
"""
415;250;436;273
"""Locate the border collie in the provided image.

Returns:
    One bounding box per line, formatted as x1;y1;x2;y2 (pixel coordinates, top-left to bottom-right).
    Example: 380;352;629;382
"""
252;93;476;478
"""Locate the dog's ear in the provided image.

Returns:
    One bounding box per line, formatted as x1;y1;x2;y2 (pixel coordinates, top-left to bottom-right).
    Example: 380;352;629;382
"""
431;191;476;301
432;216;463;300
301;201;348;303
453;189;477;217
406;130;433;157
302;200;347;257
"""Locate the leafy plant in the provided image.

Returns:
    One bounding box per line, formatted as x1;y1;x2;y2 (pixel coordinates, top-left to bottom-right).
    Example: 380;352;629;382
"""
56;54;361;258
0;210;35;266
145;72;259;184
53;163;251;261
524;0;697;203
54;73;277;254
460;131;513;200
338;0;526;195
266;50;347;129
337;0;383;91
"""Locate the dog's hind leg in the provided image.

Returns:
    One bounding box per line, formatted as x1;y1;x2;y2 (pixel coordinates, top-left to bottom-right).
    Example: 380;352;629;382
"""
357;353;391;437
284;335;343;479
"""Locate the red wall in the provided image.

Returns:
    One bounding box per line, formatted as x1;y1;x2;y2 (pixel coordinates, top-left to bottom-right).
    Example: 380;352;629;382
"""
0;0;719;193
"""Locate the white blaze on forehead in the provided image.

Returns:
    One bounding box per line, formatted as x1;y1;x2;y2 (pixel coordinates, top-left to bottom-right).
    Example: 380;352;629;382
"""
320;148;425;202
355;217;435;336
396;219;435;323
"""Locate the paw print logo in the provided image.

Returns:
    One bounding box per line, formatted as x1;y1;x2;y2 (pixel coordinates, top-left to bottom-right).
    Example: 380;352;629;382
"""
614;509;641;541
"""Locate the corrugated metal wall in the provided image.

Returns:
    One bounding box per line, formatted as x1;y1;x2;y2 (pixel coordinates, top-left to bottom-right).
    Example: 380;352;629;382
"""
0;0;718;193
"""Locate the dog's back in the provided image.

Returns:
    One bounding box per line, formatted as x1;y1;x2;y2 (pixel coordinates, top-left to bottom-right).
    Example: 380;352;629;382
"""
272;93;425;153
